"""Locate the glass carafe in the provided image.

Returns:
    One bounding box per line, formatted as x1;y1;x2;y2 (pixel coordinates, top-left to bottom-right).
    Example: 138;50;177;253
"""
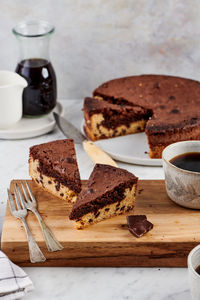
13;20;57;116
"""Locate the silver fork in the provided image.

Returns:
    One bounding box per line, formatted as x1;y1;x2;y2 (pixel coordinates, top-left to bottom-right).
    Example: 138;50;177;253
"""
20;181;63;252
7;184;46;263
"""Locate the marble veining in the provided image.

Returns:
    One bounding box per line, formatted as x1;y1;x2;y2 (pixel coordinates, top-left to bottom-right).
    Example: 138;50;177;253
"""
0;101;190;300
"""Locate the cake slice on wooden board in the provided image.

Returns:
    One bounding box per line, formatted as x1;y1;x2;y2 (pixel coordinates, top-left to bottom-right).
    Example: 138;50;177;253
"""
83;97;151;141
29;139;81;203
69;164;138;229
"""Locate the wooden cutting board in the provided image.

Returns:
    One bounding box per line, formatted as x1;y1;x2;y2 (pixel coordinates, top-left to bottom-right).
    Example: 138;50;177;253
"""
1;179;200;267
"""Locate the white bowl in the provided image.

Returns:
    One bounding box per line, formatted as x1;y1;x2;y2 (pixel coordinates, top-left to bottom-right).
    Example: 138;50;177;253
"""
188;244;200;300
162;141;200;209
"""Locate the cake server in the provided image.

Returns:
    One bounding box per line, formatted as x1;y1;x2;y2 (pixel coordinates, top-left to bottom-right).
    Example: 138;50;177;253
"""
53;112;118;167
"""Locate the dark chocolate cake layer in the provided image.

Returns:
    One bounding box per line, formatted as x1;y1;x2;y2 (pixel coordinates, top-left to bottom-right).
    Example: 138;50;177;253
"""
69;164;138;220
84;97;151;130
30;139;81;193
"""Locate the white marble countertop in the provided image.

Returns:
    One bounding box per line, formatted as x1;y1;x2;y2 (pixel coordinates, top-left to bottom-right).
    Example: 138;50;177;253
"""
0;100;191;300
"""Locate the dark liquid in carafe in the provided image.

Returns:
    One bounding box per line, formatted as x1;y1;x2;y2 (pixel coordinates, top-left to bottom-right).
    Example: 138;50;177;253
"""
16;58;57;116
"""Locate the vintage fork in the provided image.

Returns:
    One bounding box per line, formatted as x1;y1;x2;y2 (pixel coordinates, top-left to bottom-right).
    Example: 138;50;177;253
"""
20;181;63;252
7;184;46;263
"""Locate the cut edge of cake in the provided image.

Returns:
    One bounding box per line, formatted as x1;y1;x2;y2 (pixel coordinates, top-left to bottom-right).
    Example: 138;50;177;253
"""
29;157;78;203
73;184;137;229
83;97;151;141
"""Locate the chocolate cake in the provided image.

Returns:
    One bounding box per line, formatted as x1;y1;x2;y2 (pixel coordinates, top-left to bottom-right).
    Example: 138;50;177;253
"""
85;74;200;158
29;139;81;203
84;97;151;140
69;164;138;229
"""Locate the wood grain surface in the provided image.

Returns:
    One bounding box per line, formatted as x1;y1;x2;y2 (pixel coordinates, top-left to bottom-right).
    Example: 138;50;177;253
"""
1;179;200;267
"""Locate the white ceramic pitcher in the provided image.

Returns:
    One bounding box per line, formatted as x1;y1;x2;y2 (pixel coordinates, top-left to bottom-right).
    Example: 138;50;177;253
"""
0;71;27;129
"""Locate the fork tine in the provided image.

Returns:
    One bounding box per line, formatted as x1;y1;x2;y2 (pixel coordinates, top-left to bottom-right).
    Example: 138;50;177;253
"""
14;183;25;209
21;181;30;202
25;181;36;203
7;189;16;212
14;187;21;210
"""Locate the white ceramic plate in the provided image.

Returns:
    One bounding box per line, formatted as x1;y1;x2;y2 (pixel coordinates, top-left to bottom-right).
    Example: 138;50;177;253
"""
81;120;162;166
0;102;64;140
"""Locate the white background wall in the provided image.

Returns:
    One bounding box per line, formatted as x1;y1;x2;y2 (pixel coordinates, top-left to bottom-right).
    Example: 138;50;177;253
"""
1;0;200;99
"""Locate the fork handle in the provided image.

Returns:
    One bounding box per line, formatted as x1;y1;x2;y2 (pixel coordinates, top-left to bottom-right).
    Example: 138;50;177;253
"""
32;209;63;252
21;218;46;263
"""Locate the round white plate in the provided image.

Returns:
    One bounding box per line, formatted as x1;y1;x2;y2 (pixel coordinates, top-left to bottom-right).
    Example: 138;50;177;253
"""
81;120;162;166
0;102;64;140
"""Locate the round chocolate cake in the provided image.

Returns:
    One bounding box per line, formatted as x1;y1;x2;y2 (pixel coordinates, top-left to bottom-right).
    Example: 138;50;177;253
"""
83;74;200;158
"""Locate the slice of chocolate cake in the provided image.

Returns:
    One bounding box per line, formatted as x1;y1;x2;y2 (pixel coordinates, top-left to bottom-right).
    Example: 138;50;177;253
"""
84;97;151;141
29;139;81;203
69;164;138;229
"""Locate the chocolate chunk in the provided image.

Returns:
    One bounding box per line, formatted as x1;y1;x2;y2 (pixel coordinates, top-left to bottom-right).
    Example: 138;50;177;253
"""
66;157;75;163
126;206;132;212
170;109;179;114
60;193;64;197
36;179;39;184
48;180;52;184
105;208;110;212
55;182;60;191
154;82;160;89
169;95;175;100
95;212;100;218
126;215;153;238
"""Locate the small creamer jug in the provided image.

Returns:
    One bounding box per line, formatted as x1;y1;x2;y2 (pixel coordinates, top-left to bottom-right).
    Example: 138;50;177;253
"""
0;71;27;129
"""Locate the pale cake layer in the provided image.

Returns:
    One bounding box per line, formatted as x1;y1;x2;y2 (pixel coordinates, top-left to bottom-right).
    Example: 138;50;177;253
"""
29;157;78;203
85;112;146;141
74;185;136;229
148;144;166;159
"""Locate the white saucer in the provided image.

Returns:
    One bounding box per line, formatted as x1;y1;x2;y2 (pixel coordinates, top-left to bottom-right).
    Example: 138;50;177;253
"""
0;102;64;140
81;120;162;166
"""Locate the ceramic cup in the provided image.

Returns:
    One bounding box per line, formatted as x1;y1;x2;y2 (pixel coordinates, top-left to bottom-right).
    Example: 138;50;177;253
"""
162;141;200;209
188;244;200;300
0;71;27;129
